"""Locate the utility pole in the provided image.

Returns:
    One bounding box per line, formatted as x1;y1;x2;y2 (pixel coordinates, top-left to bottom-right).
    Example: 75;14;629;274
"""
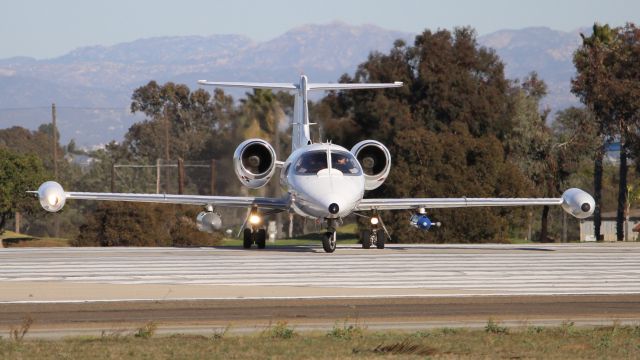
156;158;161;194
15;212;20;234
110;162;116;192
164;108;170;193
52;103;59;238
178;158;185;194
52;103;58;180
562;211;567;242
210;159;216;195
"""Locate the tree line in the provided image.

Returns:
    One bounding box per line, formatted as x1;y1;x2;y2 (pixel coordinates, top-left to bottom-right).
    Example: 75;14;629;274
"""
0;23;638;245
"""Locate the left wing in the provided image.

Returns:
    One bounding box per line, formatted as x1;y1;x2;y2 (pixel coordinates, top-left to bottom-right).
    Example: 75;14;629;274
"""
356;197;562;211
355;188;595;219
32;181;289;213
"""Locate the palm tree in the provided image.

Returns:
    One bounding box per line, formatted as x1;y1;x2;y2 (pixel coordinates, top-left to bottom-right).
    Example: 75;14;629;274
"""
572;23;618;241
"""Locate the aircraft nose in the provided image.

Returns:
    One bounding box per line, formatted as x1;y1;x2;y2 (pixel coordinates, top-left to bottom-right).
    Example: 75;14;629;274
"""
328;203;340;214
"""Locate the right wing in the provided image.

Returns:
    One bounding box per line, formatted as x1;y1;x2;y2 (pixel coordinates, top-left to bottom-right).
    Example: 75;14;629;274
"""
66;191;289;210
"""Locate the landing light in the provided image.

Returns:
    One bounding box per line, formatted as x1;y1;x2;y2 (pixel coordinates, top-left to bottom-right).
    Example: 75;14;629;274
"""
370;216;379;225
47;194;59;206
249;214;262;225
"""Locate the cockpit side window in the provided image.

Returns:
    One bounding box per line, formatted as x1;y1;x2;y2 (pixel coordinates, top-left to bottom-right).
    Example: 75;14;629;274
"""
294;151;328;175
331;151;362;175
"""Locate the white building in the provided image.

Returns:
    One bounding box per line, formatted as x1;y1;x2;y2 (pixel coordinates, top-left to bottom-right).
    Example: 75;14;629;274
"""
580;210;640;241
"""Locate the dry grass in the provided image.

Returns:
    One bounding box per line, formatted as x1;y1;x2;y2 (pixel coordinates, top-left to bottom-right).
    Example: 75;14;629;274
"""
1;322;640;359
1;231;69;247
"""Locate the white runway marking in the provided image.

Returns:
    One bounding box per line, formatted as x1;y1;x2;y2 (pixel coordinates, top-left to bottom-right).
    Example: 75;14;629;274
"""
1;244;640;296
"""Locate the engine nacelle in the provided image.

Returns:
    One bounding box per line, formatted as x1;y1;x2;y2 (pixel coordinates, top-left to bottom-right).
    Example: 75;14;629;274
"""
196;211;222;233
561;188;595;219
351;140;391;190
37;181;66;212
233;139;277;189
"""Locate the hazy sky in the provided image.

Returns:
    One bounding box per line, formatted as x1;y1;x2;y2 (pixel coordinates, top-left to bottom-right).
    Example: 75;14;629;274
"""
1;0;638;59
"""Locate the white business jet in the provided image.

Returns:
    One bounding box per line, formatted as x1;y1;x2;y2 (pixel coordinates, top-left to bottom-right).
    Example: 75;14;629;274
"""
33;75;595;252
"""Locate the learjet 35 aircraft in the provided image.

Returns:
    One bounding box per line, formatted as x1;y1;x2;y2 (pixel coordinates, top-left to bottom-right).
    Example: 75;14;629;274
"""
32;75;595;252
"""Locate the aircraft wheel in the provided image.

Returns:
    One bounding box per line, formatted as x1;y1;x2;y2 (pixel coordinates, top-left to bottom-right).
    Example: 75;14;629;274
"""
322;231;336;253
243;228;253;249
376;230;385;249
256;229;267;249
361;230;371;249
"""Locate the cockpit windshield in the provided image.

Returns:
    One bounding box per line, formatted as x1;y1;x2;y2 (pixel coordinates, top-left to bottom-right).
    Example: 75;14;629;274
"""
294;150;362;175
331;151;361;175
294;151;328;175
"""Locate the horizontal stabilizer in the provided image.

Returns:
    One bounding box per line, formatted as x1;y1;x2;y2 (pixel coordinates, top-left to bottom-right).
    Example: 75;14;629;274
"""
198;80;403;92
308;82;403;91
197;80;297;90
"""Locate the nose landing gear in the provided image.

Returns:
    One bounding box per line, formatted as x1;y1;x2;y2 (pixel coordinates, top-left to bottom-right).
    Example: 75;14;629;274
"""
322;218;337;253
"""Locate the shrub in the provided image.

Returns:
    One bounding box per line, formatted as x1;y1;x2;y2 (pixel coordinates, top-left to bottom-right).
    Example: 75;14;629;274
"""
134;322;157;339
262;321;295;339
485;319;508;334
73;203;222;247
327;319;365;340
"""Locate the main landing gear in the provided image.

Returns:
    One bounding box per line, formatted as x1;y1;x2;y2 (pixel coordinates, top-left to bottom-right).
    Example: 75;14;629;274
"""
242;206;266;249
361;212;386;249
361;229;385;249
243;228;266;249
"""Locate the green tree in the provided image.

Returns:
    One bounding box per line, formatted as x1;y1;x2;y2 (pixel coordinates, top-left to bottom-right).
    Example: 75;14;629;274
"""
321;27;529;243
506;73;555;241
0;148;47;234
573;23;640;241
0;125;85;238
129;82;237;194
572;23;617;241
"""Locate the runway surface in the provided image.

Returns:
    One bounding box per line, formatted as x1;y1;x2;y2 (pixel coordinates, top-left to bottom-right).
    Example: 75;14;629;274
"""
1;243;640;337
1;243;640;301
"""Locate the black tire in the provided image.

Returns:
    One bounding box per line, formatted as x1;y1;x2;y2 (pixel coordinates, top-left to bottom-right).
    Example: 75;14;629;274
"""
322;231;336;253
256;229;267;249
243;228;253;249
361;230;371;249
376;230;385;249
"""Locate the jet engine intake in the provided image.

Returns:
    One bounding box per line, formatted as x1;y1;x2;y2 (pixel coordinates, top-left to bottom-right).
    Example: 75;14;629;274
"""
351;140;391;190
196;211;222;233
37;181;66;212
561;188;595;219
233;139;277;188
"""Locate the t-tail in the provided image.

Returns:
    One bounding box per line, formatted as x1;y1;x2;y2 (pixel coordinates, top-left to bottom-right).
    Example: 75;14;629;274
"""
198;75;403;152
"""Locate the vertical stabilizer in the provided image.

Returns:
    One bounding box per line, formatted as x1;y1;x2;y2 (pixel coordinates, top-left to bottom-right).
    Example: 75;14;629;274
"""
292;75;312;151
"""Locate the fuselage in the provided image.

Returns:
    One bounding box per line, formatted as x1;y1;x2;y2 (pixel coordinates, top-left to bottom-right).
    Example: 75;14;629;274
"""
280;143;365;219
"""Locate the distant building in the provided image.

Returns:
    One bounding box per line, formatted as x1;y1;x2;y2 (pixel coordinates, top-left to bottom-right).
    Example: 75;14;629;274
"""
580;210;640;242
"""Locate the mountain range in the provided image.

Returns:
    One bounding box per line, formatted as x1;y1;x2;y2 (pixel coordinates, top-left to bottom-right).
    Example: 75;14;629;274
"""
0;22;587;147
